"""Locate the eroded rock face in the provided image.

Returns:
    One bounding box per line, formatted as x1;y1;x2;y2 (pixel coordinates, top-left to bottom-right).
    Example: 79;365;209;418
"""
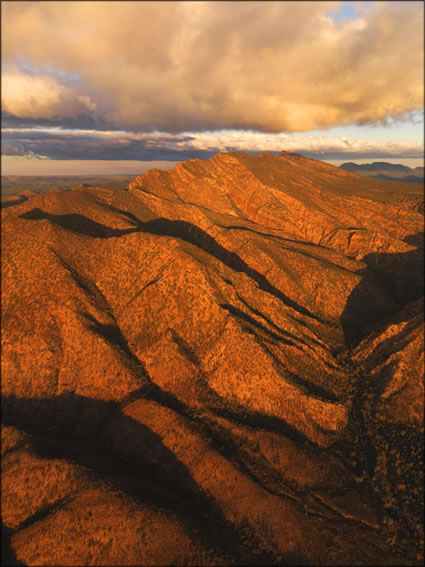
2;152;423;565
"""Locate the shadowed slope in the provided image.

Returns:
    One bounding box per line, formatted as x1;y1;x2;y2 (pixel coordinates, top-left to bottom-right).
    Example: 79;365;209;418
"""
342;233;424;348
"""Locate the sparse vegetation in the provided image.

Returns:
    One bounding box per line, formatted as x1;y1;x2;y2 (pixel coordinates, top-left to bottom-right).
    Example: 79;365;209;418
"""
2;153;423;565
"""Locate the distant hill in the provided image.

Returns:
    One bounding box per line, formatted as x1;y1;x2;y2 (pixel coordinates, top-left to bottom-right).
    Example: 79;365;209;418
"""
0;174;135;198
339;161;424;183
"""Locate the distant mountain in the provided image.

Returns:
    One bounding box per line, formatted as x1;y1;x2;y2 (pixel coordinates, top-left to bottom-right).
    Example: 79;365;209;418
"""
2;152;424;565
339;161;424;183
0;174;135;197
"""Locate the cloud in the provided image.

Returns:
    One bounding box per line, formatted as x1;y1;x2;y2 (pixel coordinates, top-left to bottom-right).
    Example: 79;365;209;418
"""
2;67;96;119
1;140;49;160
183;131;424;159
1;141;25;156
24;150;49;160
2;127;423;161
2;1;423;132
1;127;208;161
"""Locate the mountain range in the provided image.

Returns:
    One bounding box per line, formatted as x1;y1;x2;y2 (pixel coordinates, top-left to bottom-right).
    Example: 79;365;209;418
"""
2;151;424;566
339;161;424;184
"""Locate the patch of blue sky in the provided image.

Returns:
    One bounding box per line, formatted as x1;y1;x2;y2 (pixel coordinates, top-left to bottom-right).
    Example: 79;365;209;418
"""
327;2;376;23
16;57;80;82
45;65;80;82
327;2;357;22
16;57;41;75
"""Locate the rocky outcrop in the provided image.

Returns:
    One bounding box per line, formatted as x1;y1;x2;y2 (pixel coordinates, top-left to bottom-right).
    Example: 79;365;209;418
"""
2;152;423;565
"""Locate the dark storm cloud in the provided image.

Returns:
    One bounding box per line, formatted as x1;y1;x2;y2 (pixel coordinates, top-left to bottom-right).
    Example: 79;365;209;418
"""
1;128;214;161
1;141;25;156
1;111;108;131
2;127;423;163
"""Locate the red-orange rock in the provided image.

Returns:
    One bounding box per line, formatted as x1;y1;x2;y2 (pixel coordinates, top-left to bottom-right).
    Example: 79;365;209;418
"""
2;152;423;565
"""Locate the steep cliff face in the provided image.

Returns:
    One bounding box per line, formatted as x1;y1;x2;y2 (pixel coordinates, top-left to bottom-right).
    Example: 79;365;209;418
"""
2;152;423;565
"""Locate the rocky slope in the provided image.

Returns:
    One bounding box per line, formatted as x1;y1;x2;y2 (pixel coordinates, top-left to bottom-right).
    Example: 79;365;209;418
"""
2;151;423;565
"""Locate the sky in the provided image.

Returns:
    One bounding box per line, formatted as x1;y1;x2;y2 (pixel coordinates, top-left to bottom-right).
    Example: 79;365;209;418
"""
1;1;424;175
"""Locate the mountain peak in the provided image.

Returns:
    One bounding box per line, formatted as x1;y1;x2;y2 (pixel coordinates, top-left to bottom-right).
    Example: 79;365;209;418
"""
2;150;424;566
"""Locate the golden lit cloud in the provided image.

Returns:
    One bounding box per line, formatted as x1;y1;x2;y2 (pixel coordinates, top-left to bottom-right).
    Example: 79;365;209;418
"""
2;68;96;119
2;1;423;132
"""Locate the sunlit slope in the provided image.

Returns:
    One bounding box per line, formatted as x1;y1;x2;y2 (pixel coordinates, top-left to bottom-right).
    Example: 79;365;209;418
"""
2;152;423;565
